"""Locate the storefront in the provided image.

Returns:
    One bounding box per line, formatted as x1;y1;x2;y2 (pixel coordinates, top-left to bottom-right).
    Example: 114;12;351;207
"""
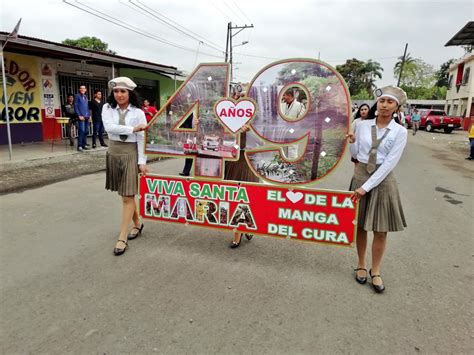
0;32;184;145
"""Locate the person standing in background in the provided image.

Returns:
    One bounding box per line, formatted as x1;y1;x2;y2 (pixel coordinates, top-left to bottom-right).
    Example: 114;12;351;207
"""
142;99;158;123
62;93;76;147
74;85;91;151
89;89;107;148
411;109;421;136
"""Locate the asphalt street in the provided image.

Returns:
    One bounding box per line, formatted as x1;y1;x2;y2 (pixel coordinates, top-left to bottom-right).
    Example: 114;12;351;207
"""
1;130;473;354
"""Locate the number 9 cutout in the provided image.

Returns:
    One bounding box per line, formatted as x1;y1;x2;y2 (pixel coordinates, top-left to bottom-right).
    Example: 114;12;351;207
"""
245;59;351;185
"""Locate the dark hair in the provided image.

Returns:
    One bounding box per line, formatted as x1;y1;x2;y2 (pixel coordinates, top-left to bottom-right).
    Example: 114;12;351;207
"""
94;89;102;95
67;93;74;97
107;90;140;108
353;103;371;120
284;89;294;97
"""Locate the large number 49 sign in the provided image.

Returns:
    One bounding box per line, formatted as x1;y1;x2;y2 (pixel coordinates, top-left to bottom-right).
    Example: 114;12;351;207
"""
141;59;358;247
145;59;350;185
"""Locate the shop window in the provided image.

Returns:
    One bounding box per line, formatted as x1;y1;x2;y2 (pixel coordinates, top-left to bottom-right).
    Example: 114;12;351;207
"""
462;67;470;85
447;75;453;89
455;63;464;87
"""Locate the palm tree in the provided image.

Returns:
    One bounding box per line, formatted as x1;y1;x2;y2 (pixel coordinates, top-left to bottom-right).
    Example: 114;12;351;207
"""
363;60;383;92
393;53;415;79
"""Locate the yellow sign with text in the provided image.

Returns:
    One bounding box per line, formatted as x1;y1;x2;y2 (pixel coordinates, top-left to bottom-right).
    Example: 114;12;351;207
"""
0;52;42;124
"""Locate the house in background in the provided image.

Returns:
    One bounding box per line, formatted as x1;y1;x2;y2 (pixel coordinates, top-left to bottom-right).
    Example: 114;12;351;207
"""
444;21;474;130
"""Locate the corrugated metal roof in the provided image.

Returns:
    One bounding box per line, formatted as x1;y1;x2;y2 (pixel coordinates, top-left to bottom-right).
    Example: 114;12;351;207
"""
0;32;184;76
445;22;474;46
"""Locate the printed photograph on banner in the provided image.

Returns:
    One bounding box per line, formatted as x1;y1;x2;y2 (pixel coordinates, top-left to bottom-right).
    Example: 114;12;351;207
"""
145;64;239;179
245;59;351;184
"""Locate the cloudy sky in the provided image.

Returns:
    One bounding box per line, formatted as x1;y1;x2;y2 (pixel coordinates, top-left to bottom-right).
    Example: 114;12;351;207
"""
1;0;472;86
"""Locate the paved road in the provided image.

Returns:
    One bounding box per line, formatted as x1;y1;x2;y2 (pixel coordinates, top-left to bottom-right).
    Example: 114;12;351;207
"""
1;131;473;354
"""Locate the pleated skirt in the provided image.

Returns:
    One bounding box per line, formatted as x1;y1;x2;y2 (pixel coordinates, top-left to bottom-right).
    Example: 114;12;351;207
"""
350;163;407;232
106;140;139;196
224;150;259;182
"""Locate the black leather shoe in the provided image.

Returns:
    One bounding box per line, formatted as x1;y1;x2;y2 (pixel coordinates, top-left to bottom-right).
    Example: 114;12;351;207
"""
229;241;240;248
101;143;108;147
127;224;144;240
92;144;97;149
113;240;128;256
354;268;367;284
369;269;385;293
179;172;190;177
244;233;253;241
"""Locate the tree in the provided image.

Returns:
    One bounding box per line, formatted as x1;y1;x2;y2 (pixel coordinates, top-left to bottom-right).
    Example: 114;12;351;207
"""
393;52;415;81
394;58;435;88
336;58;383;97
435;59;455;87
62;36;116;54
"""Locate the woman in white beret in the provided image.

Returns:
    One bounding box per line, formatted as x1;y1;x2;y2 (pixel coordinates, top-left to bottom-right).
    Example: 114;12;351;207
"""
347;86;408;293
102;77;148;256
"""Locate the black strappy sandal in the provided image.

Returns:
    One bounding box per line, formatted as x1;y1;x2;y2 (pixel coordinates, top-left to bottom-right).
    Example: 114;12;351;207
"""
127;223;144;240
369;269;386;293
229;233;243;249
244;233;253;241
354;267;368;284
113;240;128;256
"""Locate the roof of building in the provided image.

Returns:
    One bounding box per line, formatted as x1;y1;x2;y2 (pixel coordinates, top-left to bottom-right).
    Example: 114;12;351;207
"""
0;32;184;77
445;21;474;46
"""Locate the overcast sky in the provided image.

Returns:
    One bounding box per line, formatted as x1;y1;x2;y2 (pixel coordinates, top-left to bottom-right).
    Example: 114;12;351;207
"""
1;0;472;87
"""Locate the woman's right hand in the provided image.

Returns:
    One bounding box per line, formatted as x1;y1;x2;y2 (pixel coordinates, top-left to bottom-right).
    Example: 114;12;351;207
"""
133;124;147;133
345;133;355;143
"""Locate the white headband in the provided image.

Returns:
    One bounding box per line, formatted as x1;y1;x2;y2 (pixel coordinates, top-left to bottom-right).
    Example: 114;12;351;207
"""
378;94;400;105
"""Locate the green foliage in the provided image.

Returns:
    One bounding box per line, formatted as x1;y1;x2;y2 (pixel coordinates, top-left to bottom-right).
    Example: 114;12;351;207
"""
401;85;447;100
435;59;455;87
336;58;383;97
394;58;436;87
62;36;116;54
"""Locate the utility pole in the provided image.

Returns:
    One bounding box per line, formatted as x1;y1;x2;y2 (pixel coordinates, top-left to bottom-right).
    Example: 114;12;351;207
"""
397;43;408;87
225;22;253;83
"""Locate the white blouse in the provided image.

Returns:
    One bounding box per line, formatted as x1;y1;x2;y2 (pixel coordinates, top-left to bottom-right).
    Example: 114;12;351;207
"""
349;118;407;192
102;104;147;165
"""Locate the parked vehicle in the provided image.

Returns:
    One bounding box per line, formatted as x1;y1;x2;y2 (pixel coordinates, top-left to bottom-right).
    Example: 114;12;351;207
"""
405;109;462;133
202;135;220;151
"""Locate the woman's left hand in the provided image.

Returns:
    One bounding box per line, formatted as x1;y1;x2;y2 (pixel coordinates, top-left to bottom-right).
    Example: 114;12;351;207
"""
351;187;366;202
139;164;149;175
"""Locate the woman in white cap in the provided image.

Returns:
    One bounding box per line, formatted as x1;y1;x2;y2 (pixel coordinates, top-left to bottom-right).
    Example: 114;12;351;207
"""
102;77;148;256
347;86;408;293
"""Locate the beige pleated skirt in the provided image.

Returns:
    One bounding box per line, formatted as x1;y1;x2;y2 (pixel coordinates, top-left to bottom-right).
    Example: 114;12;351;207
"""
106;140;139;196
350;163;407;232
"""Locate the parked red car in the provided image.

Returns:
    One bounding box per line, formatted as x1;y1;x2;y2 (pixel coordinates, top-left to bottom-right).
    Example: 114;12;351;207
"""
405;109;462;133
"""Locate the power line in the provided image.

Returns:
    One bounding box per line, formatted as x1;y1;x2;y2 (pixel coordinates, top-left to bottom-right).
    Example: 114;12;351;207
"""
209;0;233;21
129;0;225;53
221;1;246;24
62;0;223;59
230;0;253;24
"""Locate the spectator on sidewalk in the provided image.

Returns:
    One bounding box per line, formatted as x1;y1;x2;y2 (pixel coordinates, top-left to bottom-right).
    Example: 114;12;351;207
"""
89;89;107;148
411;109;421;136
466;121;474;160
74;85;91;151
142;99;158;123
62;94;76;146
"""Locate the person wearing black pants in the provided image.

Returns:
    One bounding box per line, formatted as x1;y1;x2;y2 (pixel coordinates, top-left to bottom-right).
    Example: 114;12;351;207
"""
179;112;194;176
